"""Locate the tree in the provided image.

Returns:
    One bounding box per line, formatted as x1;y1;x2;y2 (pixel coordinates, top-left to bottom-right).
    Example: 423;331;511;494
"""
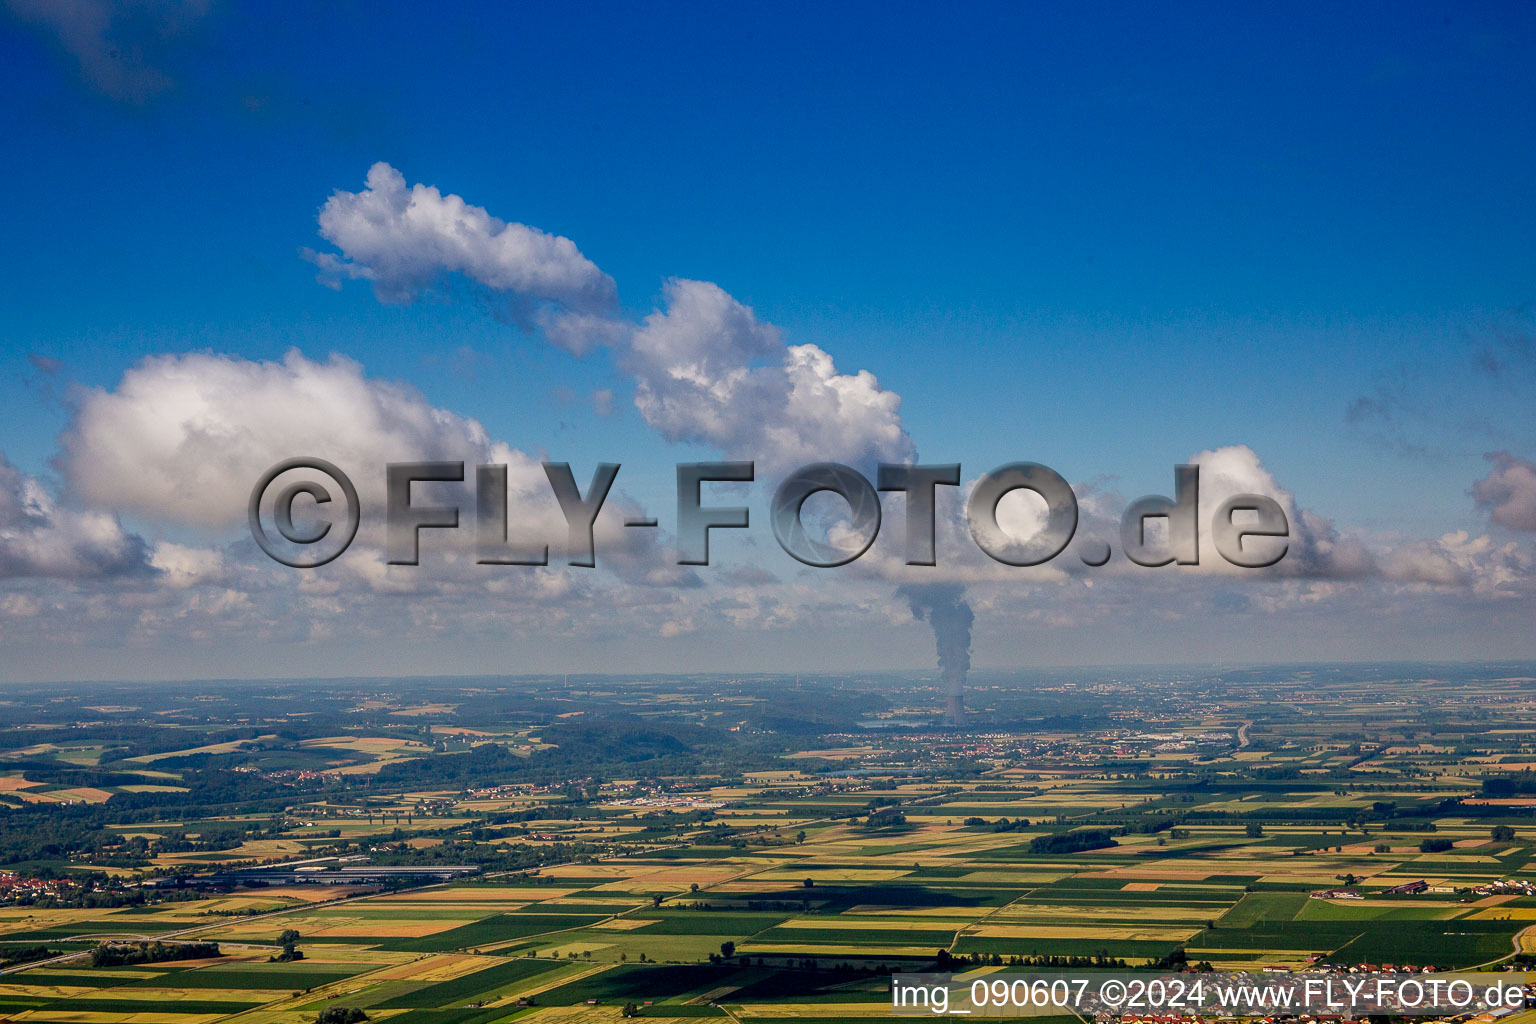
315;1008;369;1024
652;894;663;908
622;1003;640;1018
803;877;814;888
720;941;736;959
690;883;699;893
795;831;806;844
272;929;303;963
1244;823;1263;838
1492;825;1516;842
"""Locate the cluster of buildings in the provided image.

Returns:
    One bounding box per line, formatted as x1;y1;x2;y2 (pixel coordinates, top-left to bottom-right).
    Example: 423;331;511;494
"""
1312;877;1531;900
608;794;724;810
0;873;78;902
1309;888;1364;900
230;764;340;784
467;782;567;799
1470;879;1536;897
863;727;1237;766
1298;960;1444;973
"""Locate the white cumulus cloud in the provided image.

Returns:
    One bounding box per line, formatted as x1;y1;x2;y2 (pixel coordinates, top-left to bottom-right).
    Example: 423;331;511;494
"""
630;279;912;473
307;166;914;473
307;162;617;343
1473;451;1536;532
1189;445;1374;579
59;348;549;530
0;454;148;579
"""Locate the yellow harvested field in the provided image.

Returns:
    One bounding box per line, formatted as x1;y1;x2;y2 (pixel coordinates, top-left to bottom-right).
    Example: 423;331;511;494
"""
374;886;564;901
510;1004;628;1024
775;917;961;931
369;952;509;983
967;923;1198;941
127;737;276;763
3;679;1532;1019
0;910;130;934
301;734;430;751
153;838;308;866
298;919;468;938
742;942;948;957
1472;893;1523;907
10;1014;226;1023
297;948;417;966
752;869;908;882
994;902;1217;922
1089;866;1218;880
232;885;372;901
540;864;641;878
0;984;97;999
587;866;753;892
844;905;988;917
19;967;163;980
64;987;292;1002
332;756;426;776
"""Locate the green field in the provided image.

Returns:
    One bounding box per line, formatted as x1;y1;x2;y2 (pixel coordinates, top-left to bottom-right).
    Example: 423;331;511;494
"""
1;668;1534;1021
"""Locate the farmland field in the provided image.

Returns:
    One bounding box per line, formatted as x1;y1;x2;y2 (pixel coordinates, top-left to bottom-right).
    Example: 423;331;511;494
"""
2;666;1536;1021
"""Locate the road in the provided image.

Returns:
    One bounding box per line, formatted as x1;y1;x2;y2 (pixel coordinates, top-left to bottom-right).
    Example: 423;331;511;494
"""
1468;921;1535;971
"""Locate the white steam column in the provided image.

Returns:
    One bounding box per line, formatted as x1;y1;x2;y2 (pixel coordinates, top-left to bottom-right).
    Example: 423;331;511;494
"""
899;584;974;727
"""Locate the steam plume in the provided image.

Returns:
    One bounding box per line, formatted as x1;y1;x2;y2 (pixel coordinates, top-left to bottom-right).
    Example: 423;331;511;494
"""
899;583;974;726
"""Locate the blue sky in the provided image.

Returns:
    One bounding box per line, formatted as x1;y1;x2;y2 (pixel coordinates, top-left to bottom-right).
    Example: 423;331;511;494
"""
0;2;1534;680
